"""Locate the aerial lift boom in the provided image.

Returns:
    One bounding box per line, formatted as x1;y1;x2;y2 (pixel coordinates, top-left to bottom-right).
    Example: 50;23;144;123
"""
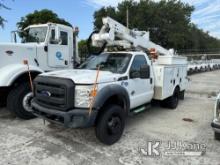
90;17;175;56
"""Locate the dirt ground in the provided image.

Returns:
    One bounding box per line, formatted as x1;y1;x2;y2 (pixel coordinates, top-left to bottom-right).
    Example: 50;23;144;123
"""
0;71;220;165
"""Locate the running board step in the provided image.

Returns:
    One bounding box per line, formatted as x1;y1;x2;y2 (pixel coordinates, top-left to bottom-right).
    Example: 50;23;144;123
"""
129;104;151;116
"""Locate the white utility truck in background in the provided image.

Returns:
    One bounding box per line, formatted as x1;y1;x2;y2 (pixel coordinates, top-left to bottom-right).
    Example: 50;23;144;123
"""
0;23;80;119
211;93;220;141
30;17;188;145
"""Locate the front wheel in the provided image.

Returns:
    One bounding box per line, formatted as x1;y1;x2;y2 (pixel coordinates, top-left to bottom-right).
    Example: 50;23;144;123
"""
0;88;9;107
215;132;220;141
0;94;6;107
7;83;36;120
95;105;125;145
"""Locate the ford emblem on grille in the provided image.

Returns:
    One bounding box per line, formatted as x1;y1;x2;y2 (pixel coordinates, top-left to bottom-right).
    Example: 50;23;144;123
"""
40;91;52;97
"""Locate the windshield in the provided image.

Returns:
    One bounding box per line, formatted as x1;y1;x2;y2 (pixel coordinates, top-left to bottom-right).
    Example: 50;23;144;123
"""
22;27;48;43
79;53;132;74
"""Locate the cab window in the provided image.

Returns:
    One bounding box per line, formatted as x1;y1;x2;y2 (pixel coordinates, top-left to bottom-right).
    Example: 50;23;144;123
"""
49;29;56;44
130;55;147;78
60;31;68;45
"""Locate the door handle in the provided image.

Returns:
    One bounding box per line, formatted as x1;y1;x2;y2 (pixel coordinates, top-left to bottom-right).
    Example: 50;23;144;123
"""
65;60;68;65
131;91;135;96
150;78;153;84
34;58;39;66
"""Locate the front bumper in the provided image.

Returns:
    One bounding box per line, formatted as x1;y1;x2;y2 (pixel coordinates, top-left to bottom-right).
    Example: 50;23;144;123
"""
211;119;220;133
31;100;97;128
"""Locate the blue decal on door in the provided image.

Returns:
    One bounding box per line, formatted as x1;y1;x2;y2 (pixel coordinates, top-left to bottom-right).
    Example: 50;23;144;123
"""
56;51;63;60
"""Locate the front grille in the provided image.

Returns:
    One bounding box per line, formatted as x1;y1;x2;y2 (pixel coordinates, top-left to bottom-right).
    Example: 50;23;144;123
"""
34;76;75;111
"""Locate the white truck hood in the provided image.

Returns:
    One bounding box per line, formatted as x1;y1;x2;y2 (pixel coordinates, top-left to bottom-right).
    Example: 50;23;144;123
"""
0;42;38;68
41;69;122;84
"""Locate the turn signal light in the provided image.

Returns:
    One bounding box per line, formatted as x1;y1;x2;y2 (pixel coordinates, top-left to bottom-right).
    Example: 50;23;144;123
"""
90;89;97;97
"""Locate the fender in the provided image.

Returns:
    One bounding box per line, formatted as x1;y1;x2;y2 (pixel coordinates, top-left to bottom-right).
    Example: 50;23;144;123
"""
93;84;130;112
173;85;180;94
0;64;44;86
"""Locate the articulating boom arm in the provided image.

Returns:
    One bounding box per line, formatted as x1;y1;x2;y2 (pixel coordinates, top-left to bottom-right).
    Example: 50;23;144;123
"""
91;17;174;56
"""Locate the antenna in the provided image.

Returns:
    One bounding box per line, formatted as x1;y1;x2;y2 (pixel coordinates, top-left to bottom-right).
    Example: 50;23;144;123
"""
126;7;129;28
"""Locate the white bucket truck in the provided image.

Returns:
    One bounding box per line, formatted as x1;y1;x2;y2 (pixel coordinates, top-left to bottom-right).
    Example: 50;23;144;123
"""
30;17;188;145
0;23;80;119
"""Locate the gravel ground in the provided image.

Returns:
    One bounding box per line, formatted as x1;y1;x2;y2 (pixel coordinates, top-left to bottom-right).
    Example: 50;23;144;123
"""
0;71;220;165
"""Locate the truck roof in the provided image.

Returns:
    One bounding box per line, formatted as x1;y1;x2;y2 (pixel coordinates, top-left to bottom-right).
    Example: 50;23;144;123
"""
26;23;73;30
103;51;146;55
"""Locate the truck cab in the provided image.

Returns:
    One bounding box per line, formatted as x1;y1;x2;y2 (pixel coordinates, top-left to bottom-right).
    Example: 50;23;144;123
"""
0;23;79;119
30;51;188;145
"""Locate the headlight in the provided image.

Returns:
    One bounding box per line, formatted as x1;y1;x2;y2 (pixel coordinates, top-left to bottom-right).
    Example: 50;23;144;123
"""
75;85;97;108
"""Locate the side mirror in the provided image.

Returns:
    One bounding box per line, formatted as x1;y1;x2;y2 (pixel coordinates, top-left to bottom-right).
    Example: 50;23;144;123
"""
130;70;140;79
140;64;150;79
50;37;62;45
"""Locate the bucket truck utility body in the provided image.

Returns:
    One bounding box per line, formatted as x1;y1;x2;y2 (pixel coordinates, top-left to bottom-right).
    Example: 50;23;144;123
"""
30;17;188;145
0;23;80;119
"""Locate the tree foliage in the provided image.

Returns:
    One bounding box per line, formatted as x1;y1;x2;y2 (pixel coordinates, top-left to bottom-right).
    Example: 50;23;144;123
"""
93;0;220;53
17;9;72;32
78;39;89;61
0;17;4;27
0;0;12;28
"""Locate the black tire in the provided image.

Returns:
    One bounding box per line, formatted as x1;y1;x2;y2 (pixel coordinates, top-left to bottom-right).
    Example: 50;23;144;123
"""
0;95;6;107
95;104;125;145
187;71;191;75
179;90;185;100
0;100;5;107
162;88;179;109
0;89;8;107
215;132;220;141
7;83;36;120
194;68;197;73
160;100;168;108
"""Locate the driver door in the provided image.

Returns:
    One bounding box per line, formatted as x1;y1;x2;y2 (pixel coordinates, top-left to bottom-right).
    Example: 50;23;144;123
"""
48;27;70;68
127;55;154;109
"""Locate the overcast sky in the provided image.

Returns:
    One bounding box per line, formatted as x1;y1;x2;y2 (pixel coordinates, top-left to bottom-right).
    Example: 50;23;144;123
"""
0;0;219;42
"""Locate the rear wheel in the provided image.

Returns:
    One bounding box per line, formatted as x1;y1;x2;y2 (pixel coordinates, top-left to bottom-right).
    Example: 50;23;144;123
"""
161;88;179;109
215;132;220;141
168;88;179;109
95;104;125;145
7;83;36;120
179;90;185;100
